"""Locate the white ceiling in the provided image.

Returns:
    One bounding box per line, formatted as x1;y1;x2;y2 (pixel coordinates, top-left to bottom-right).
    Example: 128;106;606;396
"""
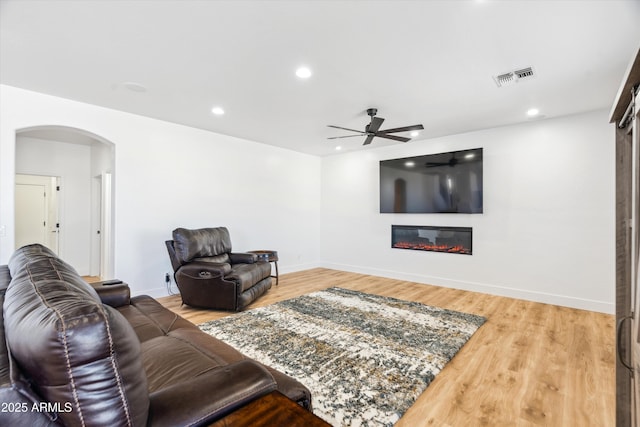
1;0;639;156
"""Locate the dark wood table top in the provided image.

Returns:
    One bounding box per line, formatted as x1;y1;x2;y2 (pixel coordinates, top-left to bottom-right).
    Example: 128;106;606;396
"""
248;250;278;262
209;391;330;427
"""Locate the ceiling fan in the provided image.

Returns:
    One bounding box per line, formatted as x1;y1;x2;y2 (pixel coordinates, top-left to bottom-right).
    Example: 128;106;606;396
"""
327;108;424;145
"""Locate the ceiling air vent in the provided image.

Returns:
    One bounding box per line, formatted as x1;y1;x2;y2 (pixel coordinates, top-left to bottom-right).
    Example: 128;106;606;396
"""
493;66;535;87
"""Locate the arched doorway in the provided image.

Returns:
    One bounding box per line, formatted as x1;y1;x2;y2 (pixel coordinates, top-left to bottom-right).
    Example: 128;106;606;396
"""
14;126;115;279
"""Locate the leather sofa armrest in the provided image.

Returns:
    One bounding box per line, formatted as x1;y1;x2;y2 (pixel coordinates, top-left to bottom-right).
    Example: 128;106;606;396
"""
91;283;131;307
147;360;277;427
174;264;238;310
229;252;258;264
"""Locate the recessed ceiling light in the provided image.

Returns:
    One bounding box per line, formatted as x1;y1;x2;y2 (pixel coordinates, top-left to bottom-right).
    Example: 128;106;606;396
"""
404;161;416;167
464;153;476;159
211;107;225;116
527;108;540;117
335;146;342;151
410;131;420;138
296;66;312;79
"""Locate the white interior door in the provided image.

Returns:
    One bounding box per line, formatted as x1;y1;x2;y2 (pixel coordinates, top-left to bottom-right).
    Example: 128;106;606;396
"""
15;174;60;253
15;183;47;248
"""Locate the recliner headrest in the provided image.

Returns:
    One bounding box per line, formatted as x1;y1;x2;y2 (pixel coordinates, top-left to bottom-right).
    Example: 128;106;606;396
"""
172;227;233;263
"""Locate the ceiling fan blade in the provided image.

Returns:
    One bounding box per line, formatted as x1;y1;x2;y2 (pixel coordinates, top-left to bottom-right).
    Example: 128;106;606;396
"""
327;125;365;134
368;116;385;133
363;134;375;145
379;124;424;134
375;133;411;142
327;134;366;140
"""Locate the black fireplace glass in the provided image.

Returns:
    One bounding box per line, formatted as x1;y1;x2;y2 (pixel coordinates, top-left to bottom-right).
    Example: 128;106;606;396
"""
391;225;472;255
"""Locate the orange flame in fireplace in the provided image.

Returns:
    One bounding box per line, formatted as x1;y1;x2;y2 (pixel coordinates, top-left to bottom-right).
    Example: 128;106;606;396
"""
393;241;471;254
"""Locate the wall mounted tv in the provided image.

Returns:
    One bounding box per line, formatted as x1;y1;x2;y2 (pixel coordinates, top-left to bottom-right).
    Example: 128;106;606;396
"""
380;148;483;214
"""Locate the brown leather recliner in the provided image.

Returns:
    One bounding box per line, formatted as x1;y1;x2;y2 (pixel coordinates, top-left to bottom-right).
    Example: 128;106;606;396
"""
166;227;272;311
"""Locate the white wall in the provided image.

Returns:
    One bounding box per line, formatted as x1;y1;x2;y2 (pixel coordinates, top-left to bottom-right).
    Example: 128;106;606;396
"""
0;84;614;312
15;136;93;274
320;110;615;313
0;85;322;296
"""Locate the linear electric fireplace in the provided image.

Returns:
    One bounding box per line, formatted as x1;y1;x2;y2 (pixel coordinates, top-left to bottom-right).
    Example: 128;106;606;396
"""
391;225;472;255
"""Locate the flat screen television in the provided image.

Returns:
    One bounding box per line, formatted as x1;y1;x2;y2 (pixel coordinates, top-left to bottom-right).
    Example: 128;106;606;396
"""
379;148;483;213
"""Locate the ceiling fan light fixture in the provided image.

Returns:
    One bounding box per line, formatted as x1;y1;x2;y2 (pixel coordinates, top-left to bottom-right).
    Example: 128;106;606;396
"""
410;131;420;137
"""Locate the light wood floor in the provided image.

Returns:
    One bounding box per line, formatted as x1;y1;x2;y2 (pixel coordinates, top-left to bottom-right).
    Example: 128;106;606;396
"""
155;268;615;427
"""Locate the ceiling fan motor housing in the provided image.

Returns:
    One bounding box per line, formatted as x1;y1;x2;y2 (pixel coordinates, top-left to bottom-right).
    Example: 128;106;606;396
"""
365;108;378;132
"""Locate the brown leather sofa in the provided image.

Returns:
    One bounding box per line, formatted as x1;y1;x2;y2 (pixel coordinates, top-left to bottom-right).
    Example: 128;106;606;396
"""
166;227;272;311
0;244;311;426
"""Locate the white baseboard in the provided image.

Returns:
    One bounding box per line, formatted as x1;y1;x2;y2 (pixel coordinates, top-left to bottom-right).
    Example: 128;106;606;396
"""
320;262;614;314
135;285;174;299
277;261;321;275
134;262;613;314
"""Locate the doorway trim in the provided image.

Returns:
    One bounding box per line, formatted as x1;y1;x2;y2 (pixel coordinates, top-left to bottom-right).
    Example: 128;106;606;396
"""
14;125;115;279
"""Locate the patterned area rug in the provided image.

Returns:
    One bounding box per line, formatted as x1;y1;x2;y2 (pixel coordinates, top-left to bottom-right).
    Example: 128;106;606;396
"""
199;287;486;426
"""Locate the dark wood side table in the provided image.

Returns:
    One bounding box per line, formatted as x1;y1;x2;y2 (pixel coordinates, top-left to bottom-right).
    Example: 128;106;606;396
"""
209;391;329;427
248;250;279;285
